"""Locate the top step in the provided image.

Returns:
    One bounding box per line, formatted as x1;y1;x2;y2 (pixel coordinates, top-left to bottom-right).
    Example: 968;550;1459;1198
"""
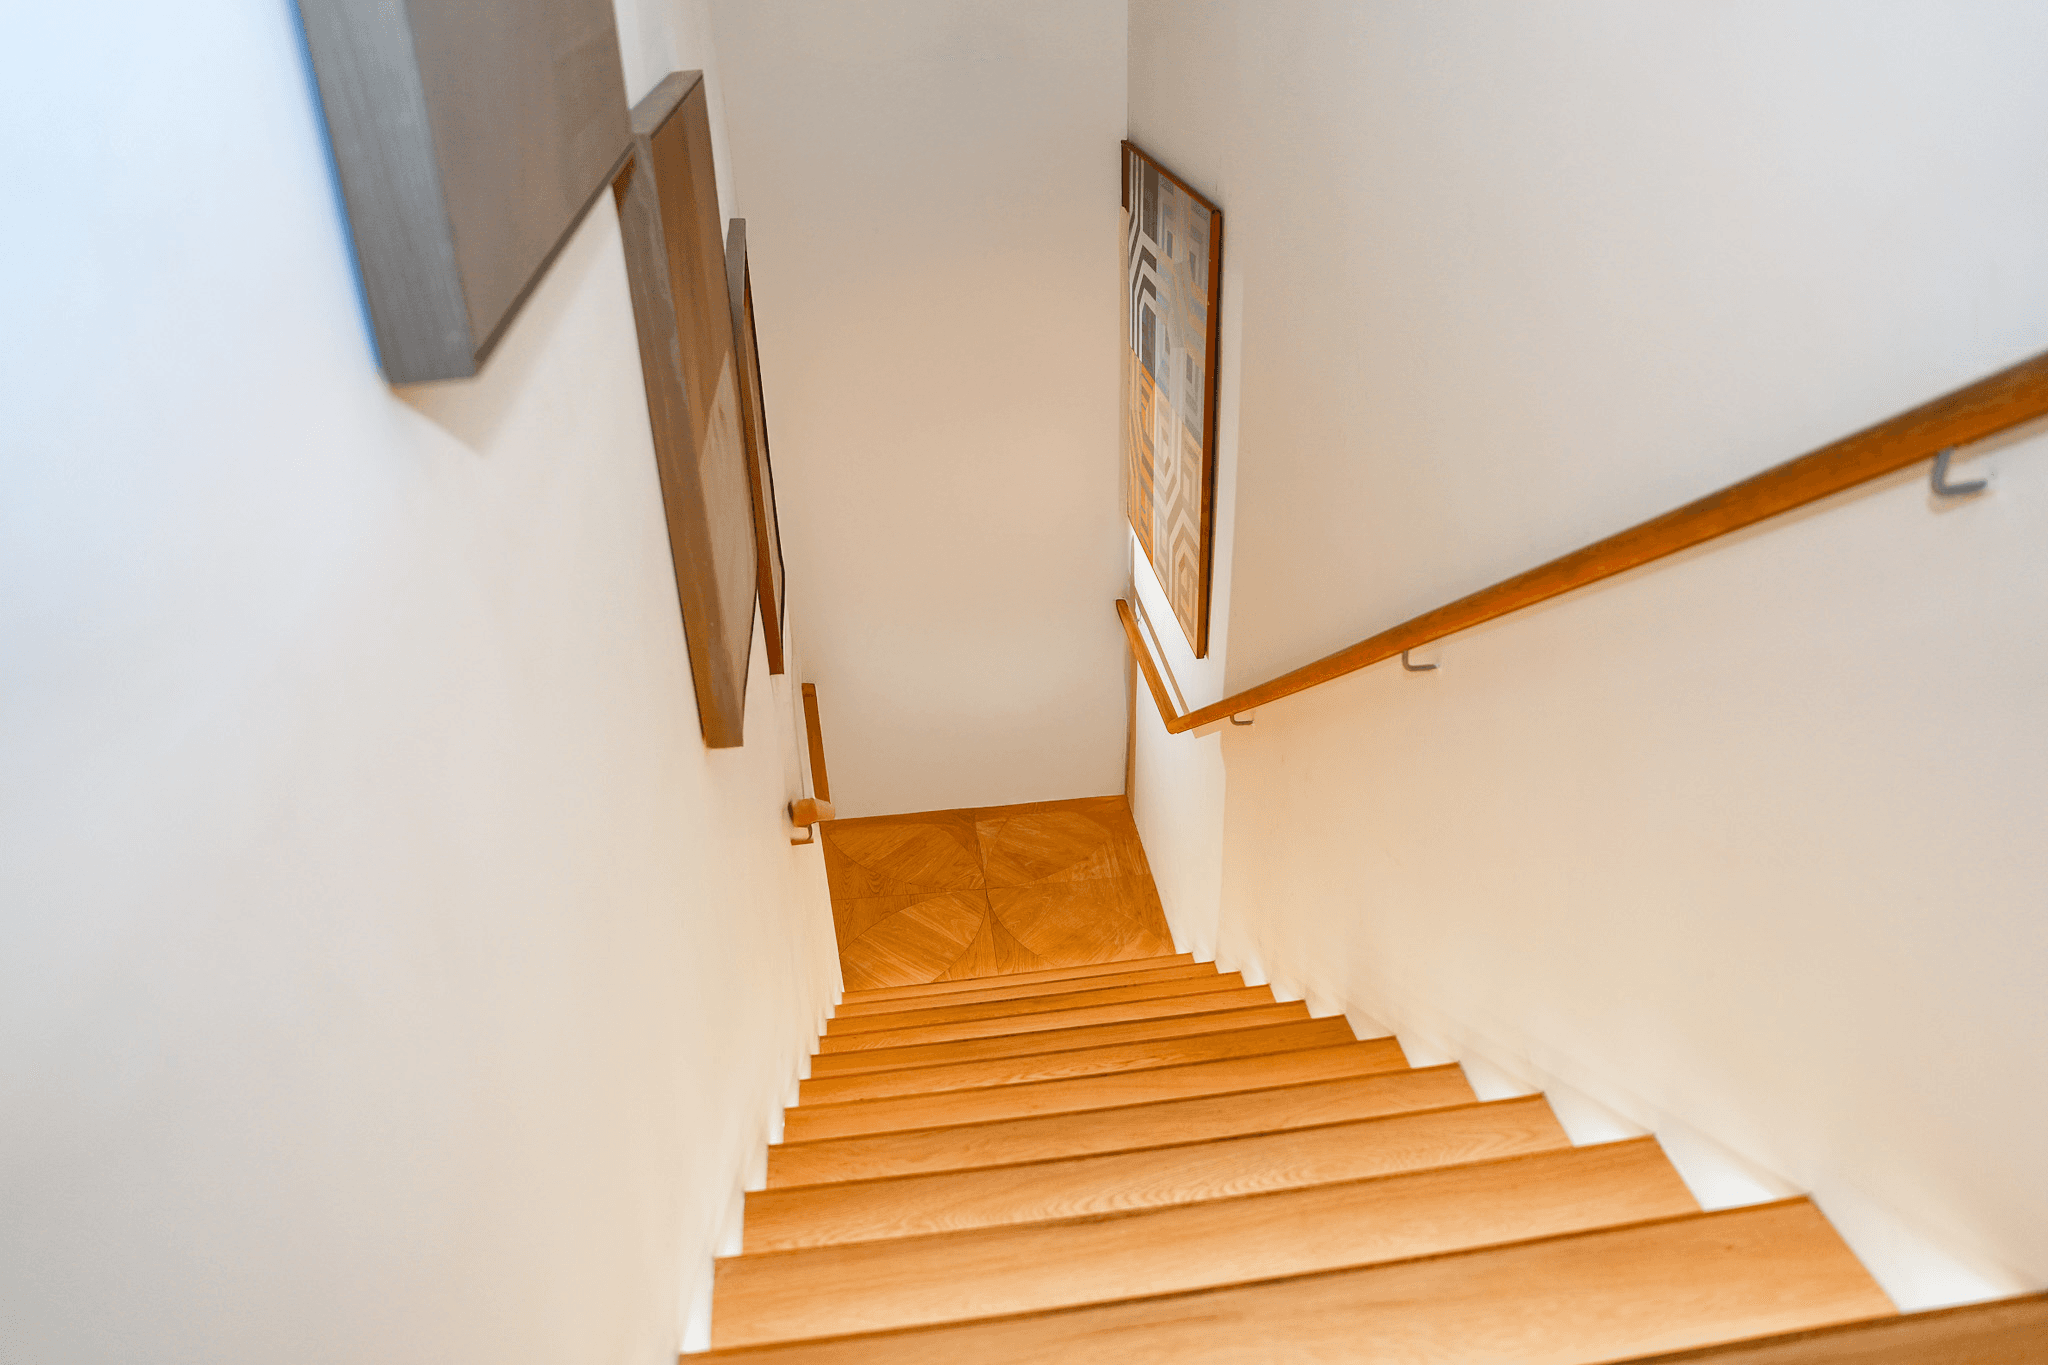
841;954;1198;1005
835;962;1219;1019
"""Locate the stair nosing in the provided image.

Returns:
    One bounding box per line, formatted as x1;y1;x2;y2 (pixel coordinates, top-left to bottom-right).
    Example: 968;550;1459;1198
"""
755;1093;1544;1198
826;976;1251;1034
792;1038;1402;1120
809;1003;1322;1076
818;989;1277;1050
772;1060;1464;1153
799;1019;1357;1097
787;1043;1407;1140
729;1127;1650;1267
838;955;1201;1003
833;964;1224;1018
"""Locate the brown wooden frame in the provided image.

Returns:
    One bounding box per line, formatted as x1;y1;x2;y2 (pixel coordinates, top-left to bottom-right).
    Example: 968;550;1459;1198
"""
296;0;631;381
613;72;757;747
1123;140;1225;658
1126;349;2048;732
726;219;789;674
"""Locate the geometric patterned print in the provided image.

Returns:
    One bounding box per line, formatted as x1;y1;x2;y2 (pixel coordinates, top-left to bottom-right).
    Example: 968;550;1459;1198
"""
1123;146;1219;655
1126;347;1157;565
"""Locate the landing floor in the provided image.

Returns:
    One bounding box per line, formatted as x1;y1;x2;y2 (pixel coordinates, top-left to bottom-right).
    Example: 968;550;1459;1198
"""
821;795;1176;990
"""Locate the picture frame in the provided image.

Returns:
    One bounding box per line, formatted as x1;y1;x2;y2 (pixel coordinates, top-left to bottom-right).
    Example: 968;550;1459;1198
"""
725;219;789;675
613;72;758;747
296;0;631;382
1122;140;1224;658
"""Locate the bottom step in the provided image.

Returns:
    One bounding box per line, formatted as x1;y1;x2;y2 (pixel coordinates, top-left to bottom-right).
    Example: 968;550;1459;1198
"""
713;1139;1698;1347
702;1200;1891;1363
1613;1290;2048;1364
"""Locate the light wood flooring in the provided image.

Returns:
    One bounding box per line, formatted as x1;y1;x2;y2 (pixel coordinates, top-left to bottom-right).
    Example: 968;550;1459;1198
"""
702;951;2048;1360
823;795;1175;990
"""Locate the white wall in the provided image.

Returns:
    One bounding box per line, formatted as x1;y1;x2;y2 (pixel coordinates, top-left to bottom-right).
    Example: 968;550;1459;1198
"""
709;0;1130;817
0;4;837;1362
1134;0;2048;695
1129;0;2048;1309
1125;243;1245;960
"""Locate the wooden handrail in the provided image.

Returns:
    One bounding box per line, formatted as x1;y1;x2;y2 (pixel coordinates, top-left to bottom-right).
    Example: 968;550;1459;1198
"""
792;683;833;845
801;683;831;803
1118;599;1182;729
1127;348;2048;734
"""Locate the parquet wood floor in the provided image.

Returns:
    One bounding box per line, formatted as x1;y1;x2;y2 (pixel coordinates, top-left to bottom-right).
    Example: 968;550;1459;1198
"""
824;796;1176;990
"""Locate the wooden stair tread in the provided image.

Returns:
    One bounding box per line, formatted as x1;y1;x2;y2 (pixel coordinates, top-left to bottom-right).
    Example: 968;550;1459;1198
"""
839;953;1197;1004
766;1064;1476;1187
783;1039;1409;1141
744;1094;1569;1252
782;800;1907;1363
713;1139;1700;1347
835;963;1218;1017
1611;1292;2048;1363
808;1002;1314;1077
701;1200;1893;1362
816;986;1279;1053
826;974;1249;1035
800;1017;1357;1104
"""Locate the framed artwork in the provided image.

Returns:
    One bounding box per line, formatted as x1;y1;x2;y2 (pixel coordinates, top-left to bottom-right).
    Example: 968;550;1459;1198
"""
297;0;630;381
1122;140;1223;657
725;219;789;675
613;72;759;747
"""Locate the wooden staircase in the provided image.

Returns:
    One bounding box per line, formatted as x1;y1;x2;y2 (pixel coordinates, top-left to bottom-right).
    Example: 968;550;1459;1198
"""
698;954;2047;1361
